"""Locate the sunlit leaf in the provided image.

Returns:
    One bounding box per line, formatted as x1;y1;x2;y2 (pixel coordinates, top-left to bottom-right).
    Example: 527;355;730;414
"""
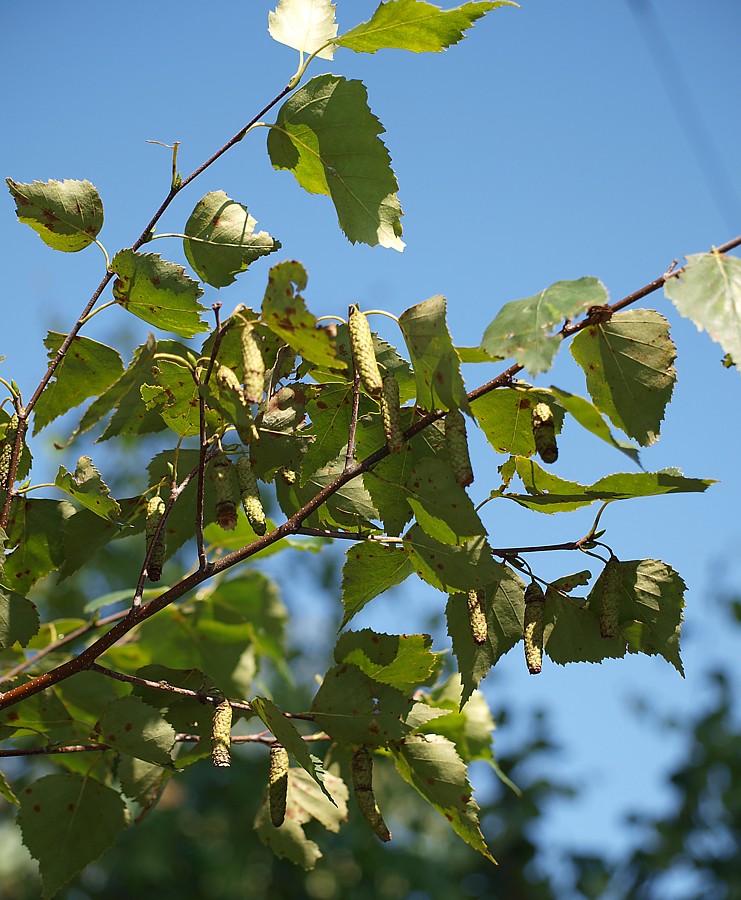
55;456;121;522
268;0;337;59
339;0;516;54
6;178;103;252
268;75;404;250
183;191;280;288
340;542;415;627
111;249;207;338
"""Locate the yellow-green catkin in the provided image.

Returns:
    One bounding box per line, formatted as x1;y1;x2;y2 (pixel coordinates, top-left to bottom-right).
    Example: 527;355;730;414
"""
268;744;289;828
212;452;238;531
598;558;621;639
523;581;546;675
348;306;383;396
236;455;267;536
381;374;404;454
211;701;233;768
466;589;488;645
352;747;391;842
280;467;297;485
145;495;166;582
444;408;474;488
0;413;18;487
240;324;265;404
215;364;246;407
531;402;558;464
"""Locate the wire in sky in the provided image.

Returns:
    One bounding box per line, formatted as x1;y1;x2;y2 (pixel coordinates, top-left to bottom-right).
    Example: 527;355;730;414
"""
625;0;741;234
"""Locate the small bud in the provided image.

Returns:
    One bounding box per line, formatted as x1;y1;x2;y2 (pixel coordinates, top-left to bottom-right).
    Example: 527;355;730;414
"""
444;409;474;488
211;701;232;768
381;374;404;454
348;306;383;396
598;558;622;639
212;452;238;531
523;581;546;674
466;589;488;644
145;495;166;582
240;324;265;404
268;744;289;827
236;455;267;535
531;402;558;464
352;747;391;842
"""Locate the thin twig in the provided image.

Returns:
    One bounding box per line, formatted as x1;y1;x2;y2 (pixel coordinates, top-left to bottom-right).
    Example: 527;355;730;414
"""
294;526;403;544
345;322;362;471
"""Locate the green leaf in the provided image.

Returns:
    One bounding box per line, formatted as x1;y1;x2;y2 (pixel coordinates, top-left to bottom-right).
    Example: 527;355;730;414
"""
129;665;221;745
251;696;333;801
416;676;497;766
355;411;446;536
406;457;486;544
96;695;176;766
304;453;379;528
481;277;607;375
339;0;515;53
18;773;128;899
140;359;203;437
548;386;640;463
471;387;563;457
111;249;207;338
32;333;124;435
3;498;66;593
183;191;281;288
340;542;415;627
570;309;676;446
391;734;495;862
664;252;741;374
311;663;415;746
55;456;121;522
59;496;146;581
399;295;470;412
334;629;441;692
0;587;40;648
587;558;686;673
405;525;500;593
505;458;713;514
261;261;340;367
255;768;348;870
268;74;404;251
543;595;625;666
301;382;375;479
446;563;525;705
117;757;171;806
0;685;76;741
6;178;103;252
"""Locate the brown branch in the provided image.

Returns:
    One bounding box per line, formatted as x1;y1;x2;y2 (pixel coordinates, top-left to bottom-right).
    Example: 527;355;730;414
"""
3;233;740;711
0;743;111;758
89;663;253;713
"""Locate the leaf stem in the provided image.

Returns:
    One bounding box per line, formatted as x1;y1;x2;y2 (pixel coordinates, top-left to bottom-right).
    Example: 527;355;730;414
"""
78;299;117;326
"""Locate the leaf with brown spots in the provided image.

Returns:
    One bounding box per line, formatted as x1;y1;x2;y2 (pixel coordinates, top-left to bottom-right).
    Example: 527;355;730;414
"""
340;542;415;628
54;455;121;523
111;249;207;338
18;773;128;898
96;695;176;766
391;734;495;863
471;387;563;458
184;191;281;288
6;178;104;252
406;457;486;545
334;629;442;693
32;332;124;435
570;309;676;446
398;295;469;413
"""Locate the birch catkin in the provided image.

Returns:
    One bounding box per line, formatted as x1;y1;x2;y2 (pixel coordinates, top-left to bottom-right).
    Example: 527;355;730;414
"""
145;495;166;582
531;402;558;464
236;455;266;535
211;701;232;768
381;373;404;454
445;408;474;487
268;744;289;827
351;747;391;842
523;581;546;674
348;306;383;396
240;323;265;404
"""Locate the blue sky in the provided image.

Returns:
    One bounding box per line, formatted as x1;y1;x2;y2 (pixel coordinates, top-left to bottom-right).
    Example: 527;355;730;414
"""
3;0;741;877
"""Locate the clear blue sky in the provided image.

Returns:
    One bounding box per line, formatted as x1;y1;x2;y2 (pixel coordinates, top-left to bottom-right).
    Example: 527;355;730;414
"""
3;0;741;877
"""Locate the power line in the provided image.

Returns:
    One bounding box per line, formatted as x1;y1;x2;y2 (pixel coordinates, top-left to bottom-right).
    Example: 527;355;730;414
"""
626;0;741;233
